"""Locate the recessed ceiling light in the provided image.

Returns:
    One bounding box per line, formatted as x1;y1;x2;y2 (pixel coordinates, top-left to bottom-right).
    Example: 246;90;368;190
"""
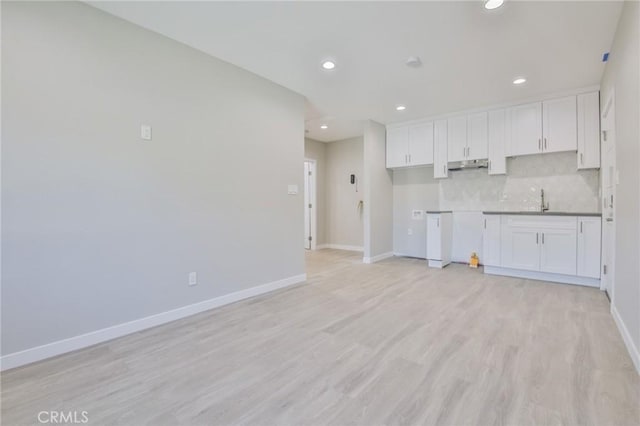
321;60;336;70
320;124;328;129
396;105;406;111
484;0;504;10
513;77;527;85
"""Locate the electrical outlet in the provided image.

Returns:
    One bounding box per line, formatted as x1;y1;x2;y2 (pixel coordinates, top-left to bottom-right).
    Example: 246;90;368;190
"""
407;228;413;235
140;124;152;140
188;272;197;286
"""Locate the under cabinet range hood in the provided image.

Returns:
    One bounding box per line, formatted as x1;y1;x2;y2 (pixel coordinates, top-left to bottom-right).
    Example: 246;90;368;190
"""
447;159;489;171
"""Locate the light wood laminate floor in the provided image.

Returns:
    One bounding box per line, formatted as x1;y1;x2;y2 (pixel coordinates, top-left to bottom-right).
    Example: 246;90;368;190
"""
2;249;639;425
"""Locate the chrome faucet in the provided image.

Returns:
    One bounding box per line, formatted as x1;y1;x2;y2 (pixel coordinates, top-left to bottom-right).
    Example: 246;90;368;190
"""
540;189;550;212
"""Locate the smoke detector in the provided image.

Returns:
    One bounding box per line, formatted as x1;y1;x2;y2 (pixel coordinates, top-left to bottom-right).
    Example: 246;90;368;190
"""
406;56;422;68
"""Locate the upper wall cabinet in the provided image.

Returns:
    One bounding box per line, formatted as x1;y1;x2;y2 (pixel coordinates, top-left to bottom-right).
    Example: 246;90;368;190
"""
434;120;448;178
467;112;488;161
447;116;467;162
577;91;600;169
542;96;577;153
510;102;543;156
386;123;434;168
487;109;507;175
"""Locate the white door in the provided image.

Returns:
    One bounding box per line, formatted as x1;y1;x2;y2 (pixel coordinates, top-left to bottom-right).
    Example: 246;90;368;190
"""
447;115;467;162
539;227;578;275
482;215;501;267
487;109;507;175
467;112;488;160
426;214;442;260
600;92;616;296
511;102;543;156
433;119;448;179
386;127;409;168
543;96;577;153
303;161;316;250
501;224;540;271
408;122;434;166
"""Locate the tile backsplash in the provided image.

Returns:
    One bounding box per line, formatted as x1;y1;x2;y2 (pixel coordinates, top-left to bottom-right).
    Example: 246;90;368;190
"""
439;152;600;212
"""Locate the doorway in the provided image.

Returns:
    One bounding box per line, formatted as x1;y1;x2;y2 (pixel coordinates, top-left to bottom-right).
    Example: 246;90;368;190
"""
304;160;317;250
600;90;616;300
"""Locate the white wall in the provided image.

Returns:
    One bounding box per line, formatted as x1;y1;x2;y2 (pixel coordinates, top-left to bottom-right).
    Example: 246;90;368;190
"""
304;138;327;246
600;0;640;373
363;121;393;262
1;2;305;357
392;168;439;258
325;136;364;249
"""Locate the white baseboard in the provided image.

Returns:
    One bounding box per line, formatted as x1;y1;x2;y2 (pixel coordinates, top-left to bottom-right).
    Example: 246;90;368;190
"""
363;252;394;264
611;303;640;375
0;273;307;371
393;252;427;260
484;266;600;288
317;244;364;252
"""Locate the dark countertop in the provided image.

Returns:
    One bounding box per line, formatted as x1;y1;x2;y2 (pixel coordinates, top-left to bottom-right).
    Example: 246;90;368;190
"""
482;211;601;217
426;210;453;214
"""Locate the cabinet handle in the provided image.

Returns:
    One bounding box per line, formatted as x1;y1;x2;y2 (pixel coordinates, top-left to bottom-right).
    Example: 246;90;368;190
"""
484;219;487;229
580;153;584;165
610;194;614;208
544;138;547;150
463;147;466;158
538;139;542;151
437;218;440;227
542;233;545;244
443;164;446;175
409;154;411;163
580;222;583;233
467;147;470;157
536;233;539;244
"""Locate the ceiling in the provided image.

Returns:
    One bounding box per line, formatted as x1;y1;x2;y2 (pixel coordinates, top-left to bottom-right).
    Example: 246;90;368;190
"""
89;1;622;142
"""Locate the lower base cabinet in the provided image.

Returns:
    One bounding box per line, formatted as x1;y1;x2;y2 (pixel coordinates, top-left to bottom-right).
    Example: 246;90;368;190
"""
426;212;452;268
483;214;601;286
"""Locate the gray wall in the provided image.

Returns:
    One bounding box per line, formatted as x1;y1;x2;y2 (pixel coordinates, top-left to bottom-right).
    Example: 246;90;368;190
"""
1;1;305;355
600;0;640;363
304;138;327;245
325;137;364;249
364;121;393;260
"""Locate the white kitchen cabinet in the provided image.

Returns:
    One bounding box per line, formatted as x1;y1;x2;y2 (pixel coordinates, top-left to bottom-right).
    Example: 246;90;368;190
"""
408;122;434;166
510;102;542;156
467;112;488;161
577;217;601;278
539;226;577;275
447;115;467;162
433;119;448;179
577;91;600;169
543;96;577;154
426;212;452;268
501;222;541;271
482;215;501;266
487;109;507;175
386;127;408;168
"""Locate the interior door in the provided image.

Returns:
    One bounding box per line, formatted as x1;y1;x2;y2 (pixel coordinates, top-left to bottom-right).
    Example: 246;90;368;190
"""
600;92;616;296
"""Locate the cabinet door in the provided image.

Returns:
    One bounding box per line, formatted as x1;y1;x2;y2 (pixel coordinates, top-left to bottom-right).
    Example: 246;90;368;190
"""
577;92;600;169
511;102;543;156
408;122;434;166
543;96;577;153
482;215;501;266
386;127;409;168
467;112;488;160
426;215;442;260
501;220;540;271
577;217;601;278
433;119;448;178
539;227;578;275
487;109;507;175
447;115;467;162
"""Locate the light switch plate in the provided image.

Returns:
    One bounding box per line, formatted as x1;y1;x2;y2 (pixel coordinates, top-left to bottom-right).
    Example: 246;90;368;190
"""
140;124;152;140
287;185;298;195
188;272;197;286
